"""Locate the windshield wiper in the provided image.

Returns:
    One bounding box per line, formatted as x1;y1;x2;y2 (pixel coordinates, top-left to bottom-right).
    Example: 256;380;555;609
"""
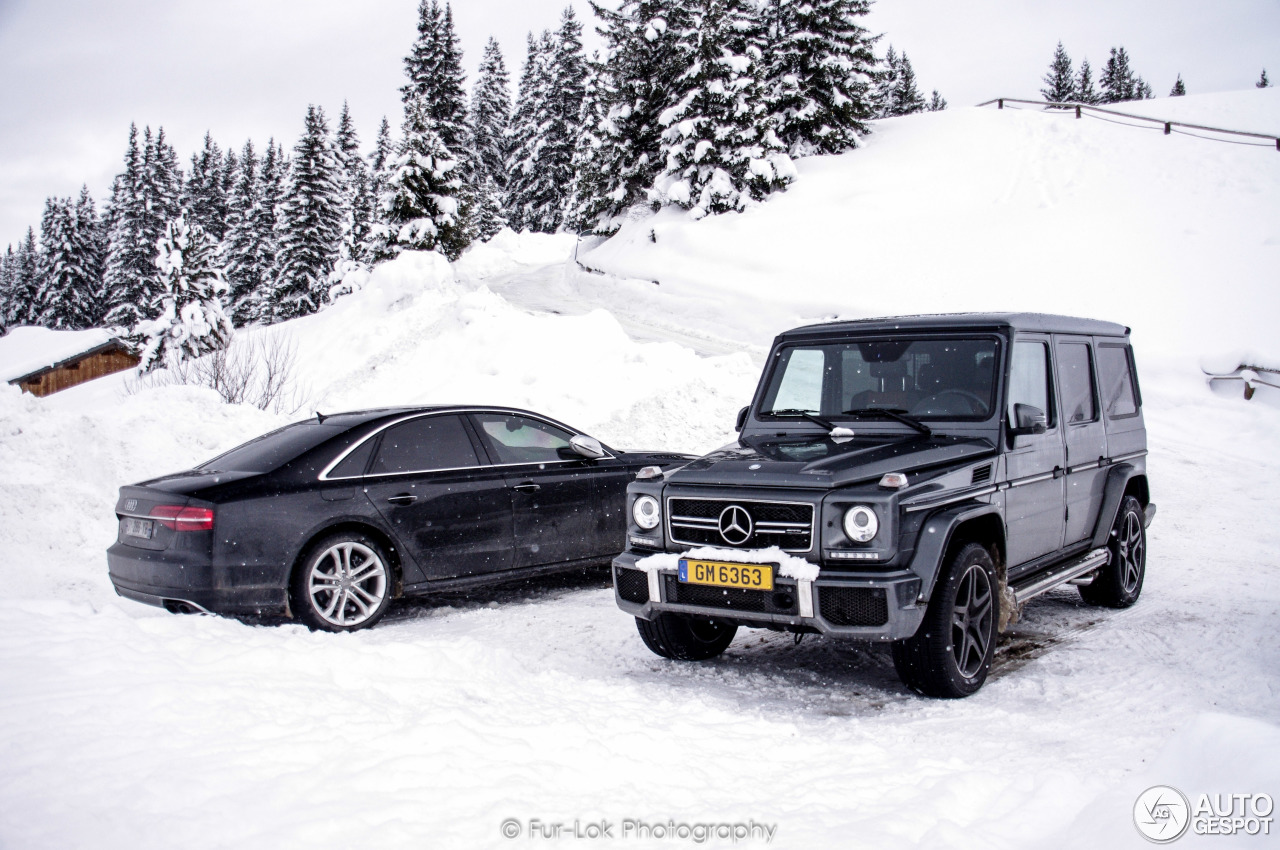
762;408;836;431
841;407;932;436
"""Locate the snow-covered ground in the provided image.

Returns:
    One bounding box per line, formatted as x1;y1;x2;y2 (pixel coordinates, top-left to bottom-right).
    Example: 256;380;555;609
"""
2;90;1279;849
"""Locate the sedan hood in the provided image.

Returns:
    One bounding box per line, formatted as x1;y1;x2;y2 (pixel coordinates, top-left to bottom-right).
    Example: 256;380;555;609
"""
668;433;996;489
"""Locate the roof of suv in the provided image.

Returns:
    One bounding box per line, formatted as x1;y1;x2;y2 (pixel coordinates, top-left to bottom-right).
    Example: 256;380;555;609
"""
781;312;1129;340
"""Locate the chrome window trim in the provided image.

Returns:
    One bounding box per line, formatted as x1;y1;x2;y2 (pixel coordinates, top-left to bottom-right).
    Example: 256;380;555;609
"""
665;495;816;554
317;408;615;482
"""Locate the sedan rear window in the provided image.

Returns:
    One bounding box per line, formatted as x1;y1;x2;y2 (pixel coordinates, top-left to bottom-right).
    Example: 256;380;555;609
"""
199;421;342;474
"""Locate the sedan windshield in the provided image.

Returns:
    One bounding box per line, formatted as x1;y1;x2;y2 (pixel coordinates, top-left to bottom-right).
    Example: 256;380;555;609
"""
760;336;1001;422
198;420;343;473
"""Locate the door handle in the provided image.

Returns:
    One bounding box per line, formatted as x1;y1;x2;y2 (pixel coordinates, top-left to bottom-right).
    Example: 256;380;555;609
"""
513;483;541;494
386;493;418;505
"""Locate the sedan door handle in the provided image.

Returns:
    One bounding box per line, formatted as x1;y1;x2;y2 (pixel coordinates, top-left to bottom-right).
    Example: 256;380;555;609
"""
386;494;418;505
513;483;541;494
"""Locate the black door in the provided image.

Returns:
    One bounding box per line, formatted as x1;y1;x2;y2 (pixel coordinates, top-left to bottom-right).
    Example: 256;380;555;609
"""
470;412;606;568
361;413;514;579
1004;337;1066;573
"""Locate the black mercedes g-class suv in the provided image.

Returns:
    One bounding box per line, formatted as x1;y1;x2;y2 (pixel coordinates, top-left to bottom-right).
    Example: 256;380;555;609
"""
612;313;1154;697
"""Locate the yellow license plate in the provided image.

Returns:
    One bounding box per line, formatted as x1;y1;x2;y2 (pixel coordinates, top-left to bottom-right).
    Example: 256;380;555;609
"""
679;559;774;591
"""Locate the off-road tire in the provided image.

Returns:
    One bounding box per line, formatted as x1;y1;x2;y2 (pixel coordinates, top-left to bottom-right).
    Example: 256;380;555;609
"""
636;613;737;661
291;532;394;632
892;542;998;698
1079;495;1145;608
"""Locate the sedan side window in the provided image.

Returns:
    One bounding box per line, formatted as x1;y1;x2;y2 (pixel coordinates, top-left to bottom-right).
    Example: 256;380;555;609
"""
1008;341;1056;427
369;415;481;475
474;413;575;465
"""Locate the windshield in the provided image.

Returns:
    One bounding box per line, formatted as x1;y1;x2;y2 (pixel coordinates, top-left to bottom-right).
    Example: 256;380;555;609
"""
760;336;1001;422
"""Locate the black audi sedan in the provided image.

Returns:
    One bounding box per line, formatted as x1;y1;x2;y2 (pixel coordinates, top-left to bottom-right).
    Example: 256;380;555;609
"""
108;405;692;631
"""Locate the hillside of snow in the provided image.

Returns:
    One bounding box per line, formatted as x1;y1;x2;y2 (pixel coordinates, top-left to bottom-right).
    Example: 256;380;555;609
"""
2;89;1279;849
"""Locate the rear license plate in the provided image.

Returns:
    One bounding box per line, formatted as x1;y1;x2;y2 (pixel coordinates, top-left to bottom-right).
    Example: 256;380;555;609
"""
679;559;774;591
122;517;153;539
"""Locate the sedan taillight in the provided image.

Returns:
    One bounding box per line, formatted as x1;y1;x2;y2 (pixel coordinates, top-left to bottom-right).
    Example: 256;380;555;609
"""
151;505;215;531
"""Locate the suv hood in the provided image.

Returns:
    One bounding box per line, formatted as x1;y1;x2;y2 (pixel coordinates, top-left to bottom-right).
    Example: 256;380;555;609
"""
668;433;996;489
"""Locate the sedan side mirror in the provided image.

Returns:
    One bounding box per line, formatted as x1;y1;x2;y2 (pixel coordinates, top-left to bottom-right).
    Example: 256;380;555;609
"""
1009;403;1048;438
568;434;606;460
735;406;749;432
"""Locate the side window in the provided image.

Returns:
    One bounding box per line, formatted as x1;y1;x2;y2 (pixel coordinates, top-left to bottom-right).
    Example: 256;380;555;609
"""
1097;344;1139;417
369;415;480;475
327;435;377;478
1057;342;1098;424
474;413;575;465
1008;341;1055;427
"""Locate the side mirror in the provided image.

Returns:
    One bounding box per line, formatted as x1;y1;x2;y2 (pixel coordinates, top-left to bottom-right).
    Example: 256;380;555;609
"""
568;434;606;460
1009;403;1048;438
735;406;749;432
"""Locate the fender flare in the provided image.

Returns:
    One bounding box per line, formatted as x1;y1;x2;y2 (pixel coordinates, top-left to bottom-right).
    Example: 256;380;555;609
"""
909;502;1005;602
1089;463;1138;549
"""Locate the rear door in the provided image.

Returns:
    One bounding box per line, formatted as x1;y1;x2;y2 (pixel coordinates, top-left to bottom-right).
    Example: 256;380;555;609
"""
361;413;514;579
469;412;605;568
1055;336;1108;546
1004;336;1067;572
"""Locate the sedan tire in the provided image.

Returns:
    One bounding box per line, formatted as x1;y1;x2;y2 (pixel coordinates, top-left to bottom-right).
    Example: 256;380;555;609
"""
291;532;393;632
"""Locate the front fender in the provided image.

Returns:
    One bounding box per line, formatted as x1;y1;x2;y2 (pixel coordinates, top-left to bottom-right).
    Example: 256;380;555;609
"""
908;503;1004;602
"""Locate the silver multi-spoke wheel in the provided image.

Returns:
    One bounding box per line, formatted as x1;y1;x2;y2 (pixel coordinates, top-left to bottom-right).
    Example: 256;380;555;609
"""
951;563;994;680
1117;510;1145;595
296;537;391;631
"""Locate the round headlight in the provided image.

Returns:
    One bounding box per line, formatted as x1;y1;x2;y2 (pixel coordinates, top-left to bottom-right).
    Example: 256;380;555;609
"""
843;505;879;543
632;495;661;530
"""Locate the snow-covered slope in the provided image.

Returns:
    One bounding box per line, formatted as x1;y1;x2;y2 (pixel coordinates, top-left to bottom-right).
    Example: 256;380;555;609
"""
1;89;1278;850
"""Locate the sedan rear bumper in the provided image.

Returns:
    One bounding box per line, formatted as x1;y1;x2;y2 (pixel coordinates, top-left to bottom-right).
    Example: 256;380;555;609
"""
107;543;288;616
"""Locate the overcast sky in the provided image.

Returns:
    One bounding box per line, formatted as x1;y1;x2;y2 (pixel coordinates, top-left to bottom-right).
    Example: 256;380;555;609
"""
1;0;1277;247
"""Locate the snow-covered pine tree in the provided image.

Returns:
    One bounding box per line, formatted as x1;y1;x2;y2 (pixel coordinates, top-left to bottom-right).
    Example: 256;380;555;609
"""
136;216;233;373
7;229;41;326
184;132;230;241
269;106;346;321
1099;47;1138;103
102;125;183;329
870;44;898;118
334;102;375;266
1041;42;1076;103
928;90;947;111
34;189;105;329
223;140;271;326
1135;76;1154;100
1256;69;1269;88
0;246;13;333
470;37;512;196
762;0;877;157
76;186;108;326
1075;58;1098;105
402;1;470;158
565;55;610;231
545;7;589;227
363;118;396;258
653;0;795;220
505;32;557;233
370;96;468;261
581;0;689;232
1170;74;1186;96
887;51;926;116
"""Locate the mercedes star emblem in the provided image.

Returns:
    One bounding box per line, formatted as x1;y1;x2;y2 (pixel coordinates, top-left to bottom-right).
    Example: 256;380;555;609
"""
718;505;753;546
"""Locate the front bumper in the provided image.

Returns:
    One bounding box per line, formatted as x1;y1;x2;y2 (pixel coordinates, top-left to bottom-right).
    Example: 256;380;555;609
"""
107;543;288;616
612;551;927;641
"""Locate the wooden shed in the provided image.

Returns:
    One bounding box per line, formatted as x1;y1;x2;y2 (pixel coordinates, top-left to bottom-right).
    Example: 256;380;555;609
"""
1;328;140;398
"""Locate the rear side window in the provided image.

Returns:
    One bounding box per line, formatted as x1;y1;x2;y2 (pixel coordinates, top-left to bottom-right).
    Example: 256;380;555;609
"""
369;415;480;475
1097;344;1139;417
1057;343;1097;423
326;436;377;479
1008;341;1055;427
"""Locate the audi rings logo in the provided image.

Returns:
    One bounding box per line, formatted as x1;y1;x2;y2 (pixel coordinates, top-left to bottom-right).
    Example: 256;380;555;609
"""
124;499;138;512
1134;785;1191;843
718;505;753;545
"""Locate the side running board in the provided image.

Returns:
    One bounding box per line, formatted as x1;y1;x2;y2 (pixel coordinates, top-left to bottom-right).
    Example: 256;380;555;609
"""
1010;548;1110;607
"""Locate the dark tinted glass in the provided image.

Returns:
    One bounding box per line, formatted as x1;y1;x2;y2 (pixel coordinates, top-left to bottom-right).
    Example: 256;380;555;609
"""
762;336;1000;420
1008;341;1054;426
327;436;377;478
369;415;480;474
1057;343;1097;423
474;413;574;464
1097;345;1138;417
199;420;343;473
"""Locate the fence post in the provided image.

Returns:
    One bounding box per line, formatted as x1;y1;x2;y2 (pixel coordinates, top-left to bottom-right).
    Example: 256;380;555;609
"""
998;99;1003;109
1075;105;1082;119
1164;123;1171;135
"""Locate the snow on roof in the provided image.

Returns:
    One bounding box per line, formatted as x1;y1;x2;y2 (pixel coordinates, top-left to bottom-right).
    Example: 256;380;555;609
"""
0;326;120;383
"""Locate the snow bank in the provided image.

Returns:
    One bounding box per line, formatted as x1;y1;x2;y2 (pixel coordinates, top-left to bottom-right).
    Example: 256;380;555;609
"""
453;227;578;282
0;325;115;382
